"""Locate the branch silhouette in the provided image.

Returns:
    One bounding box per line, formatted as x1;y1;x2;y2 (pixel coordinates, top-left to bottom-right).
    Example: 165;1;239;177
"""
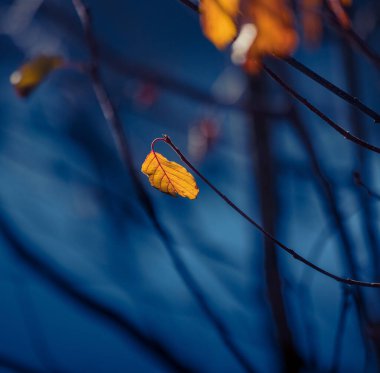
283;56;380;123
263;66;380;155
160;135;380;288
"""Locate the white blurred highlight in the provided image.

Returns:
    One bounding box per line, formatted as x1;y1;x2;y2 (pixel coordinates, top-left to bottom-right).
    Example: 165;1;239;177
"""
231;23;257;65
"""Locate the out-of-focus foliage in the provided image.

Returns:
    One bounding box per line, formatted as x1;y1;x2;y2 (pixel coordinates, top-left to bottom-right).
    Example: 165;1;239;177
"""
10;55;64;97
243;0;297;73
141;150;199;199
200;0;239;49
199;0;352;71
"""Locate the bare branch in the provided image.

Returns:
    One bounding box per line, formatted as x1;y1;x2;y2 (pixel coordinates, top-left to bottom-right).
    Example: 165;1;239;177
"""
263;65;380;155
163;135;380;288
283;56;380;123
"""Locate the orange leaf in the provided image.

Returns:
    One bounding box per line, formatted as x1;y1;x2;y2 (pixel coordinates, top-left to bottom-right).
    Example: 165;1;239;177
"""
200;0;240;49
243;0;298;73
10;55;64;97
200;0;297;73
141;151;199;200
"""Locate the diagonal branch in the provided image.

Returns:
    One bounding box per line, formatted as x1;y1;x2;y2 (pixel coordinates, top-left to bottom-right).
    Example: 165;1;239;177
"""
324;5;380;70
0;209;190;373
263;65;380;155
162;135;380;288
283;56;380;123
329;287;351;373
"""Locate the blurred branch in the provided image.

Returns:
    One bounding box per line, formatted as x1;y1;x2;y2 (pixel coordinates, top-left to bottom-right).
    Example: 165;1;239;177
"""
324;5;380;70
71;2;256;372
342;40;380;280
329;287;352;373
354;172;380;202
0;209;190;373
0;353;40;373
250;76;303;371
288;104;374;365
38;2;286;118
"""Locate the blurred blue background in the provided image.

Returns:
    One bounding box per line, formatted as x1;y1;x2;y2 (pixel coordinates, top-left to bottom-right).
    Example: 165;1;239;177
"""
1;0;380;372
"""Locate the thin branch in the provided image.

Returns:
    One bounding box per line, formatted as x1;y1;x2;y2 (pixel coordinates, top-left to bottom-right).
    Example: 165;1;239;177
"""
263;65;380;155
283;57;380;123
176;0;199;13
161;135;380;288
354;172;380;202
40;2;286;118
71;2;255;371
0;354;39;373
329;287;351;373
249;76;303;371
342;39;380;281
325;6;380;70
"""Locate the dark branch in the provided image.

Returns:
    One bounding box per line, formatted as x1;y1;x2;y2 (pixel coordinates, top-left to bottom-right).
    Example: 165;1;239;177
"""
162;135;380;288
330;287;351;373
354;172;380;202
283;57;380;123
176;0;199;13
325;6;380;70
263;65;380;155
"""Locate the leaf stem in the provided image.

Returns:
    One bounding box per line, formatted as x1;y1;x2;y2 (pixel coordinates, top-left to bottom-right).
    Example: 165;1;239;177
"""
159;135;380;288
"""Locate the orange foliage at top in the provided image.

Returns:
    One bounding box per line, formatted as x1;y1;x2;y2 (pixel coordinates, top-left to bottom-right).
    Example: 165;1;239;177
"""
200;0;240;49
243;0;297;73
199;0;352;72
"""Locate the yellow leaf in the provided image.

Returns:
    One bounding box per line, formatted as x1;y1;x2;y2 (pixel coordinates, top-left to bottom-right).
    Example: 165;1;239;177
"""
141;151;199;200
200;0;240;49
10;55;64;97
